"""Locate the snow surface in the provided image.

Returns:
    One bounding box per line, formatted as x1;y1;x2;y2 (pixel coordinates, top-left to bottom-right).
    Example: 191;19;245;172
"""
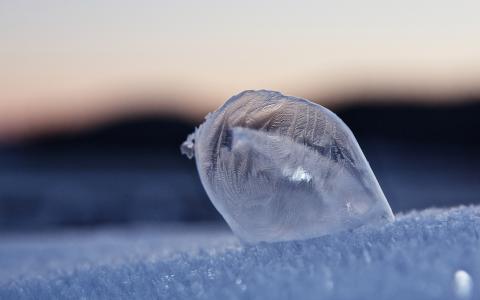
1;206;480;300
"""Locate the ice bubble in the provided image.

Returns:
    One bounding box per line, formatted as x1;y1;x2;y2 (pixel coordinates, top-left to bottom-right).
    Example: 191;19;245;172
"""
181;90;394;243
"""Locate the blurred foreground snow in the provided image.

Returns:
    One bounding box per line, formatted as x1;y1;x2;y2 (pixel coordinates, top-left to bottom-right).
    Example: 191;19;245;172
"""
1;206;480;300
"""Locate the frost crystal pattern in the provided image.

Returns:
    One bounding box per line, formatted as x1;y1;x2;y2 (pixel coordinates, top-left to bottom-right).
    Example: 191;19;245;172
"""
181;90;394;243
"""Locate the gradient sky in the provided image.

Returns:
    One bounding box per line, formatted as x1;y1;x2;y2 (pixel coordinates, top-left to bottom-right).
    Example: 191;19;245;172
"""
1;0;480;138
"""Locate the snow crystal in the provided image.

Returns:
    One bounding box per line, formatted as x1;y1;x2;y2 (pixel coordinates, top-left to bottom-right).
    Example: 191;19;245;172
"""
454;270;473;299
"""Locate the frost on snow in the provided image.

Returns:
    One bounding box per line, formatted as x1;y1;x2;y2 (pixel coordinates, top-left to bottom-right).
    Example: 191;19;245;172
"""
182;90;394;243
1;206;479;300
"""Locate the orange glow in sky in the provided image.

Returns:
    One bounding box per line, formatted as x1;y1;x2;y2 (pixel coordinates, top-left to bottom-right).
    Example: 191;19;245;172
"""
1;1;480;139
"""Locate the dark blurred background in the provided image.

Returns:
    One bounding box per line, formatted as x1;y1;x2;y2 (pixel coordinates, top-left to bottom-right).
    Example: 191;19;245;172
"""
1;94;480;229
1;1;480;230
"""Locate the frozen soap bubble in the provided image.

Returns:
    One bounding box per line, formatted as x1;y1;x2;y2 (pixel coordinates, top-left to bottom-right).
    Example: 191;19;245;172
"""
181;90;394;243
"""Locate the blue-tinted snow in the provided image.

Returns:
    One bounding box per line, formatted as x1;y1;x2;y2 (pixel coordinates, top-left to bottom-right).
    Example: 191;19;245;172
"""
1;206;480;300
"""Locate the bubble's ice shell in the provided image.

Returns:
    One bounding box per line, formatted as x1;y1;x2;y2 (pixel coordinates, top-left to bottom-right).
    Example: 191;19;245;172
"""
182;90;394;243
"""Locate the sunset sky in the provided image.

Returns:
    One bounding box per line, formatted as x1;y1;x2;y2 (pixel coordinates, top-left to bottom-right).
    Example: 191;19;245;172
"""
1;0;480;138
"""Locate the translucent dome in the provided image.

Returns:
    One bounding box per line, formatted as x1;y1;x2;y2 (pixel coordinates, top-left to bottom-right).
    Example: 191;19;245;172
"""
182;90;394;243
